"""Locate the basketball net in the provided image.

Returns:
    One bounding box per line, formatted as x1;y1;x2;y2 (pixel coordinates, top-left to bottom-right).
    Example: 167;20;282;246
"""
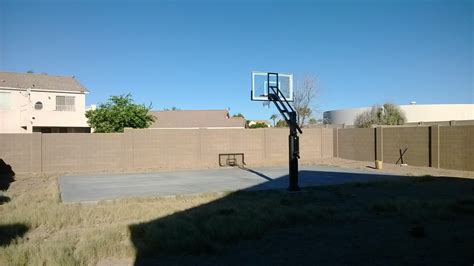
262;101;271;109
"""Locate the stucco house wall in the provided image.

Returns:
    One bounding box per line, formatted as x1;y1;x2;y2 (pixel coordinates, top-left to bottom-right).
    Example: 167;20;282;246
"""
0;72;90;133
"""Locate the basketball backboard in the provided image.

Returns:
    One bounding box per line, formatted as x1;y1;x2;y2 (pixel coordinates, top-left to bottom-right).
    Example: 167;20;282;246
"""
251;71;293;102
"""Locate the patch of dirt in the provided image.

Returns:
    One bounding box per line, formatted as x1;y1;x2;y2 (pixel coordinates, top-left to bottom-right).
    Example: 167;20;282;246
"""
311;158;474;179
7;174;56;197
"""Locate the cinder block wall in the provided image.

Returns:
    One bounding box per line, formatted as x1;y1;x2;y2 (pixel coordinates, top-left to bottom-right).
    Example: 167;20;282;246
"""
439;126;474;171
0;133;41;173
1;126;471;174
321;128;334;158
42;133;124;172
264;128;288;165
132;129;201;170
334;125;473;171
337;128;375;162
382;127;430;166
0;128;334;174
202;129;265;168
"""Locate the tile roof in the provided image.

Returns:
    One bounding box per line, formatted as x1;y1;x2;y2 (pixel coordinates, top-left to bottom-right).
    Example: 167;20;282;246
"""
149;110;246;128
0;72;88;93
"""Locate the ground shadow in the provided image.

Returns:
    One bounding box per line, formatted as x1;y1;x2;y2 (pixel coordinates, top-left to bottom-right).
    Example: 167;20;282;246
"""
0;195;10;205
239;167;272;181
129;170;474;265
0;159;15;191
244;169;400;191
0;224;29;247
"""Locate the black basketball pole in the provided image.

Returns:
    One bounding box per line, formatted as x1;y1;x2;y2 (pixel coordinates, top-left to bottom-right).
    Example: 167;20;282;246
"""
288;111;301;191
266;72;302;192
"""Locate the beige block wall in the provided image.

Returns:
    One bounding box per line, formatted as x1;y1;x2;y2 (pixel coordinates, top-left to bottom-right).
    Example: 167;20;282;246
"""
132;129;201;170
321;128;334;158
382;127;430;166
439;126;474;171
337;128;375;162
42;133;123;172
262;128;333;165
0;128;333;173
0;133;41;173
202;129;265;168
298;128;334;163
1;126;471;173
264;128;288;165
299;129;321;164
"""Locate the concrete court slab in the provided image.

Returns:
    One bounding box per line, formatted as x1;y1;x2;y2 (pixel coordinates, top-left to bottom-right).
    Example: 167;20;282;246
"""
58;165;401;203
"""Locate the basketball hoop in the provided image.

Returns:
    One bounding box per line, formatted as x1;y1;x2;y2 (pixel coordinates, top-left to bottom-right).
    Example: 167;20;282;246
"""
250;71;302;192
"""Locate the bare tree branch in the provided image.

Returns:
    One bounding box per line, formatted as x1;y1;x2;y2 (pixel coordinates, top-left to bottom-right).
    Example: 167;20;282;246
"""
292;75;320;128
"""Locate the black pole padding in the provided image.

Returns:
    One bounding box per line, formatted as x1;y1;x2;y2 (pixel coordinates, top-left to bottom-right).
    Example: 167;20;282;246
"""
287;111;301;192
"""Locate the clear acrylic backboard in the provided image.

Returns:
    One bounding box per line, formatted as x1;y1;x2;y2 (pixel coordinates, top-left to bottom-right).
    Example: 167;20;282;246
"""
251;71;294;102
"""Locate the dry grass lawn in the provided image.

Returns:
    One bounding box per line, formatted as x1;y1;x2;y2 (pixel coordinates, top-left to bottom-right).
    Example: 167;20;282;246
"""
1;162;473;265
0;173;227;265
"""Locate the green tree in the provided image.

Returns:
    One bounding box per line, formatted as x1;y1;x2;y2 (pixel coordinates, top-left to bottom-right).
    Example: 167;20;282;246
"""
233;113;245;118
354;110;374;128
270;114;278;127
275;119;288;128
354;102;406;128
86;94;155;133
163;107;180;111
382;103;406;125
249;122;268;129
309;118;318;125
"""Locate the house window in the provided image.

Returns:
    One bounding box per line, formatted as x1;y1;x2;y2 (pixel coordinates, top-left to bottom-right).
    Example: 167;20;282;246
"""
35;101;43;110
0;92;11;110
56;96;75;111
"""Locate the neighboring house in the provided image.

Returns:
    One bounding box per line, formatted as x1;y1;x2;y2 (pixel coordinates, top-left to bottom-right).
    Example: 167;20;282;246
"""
149;110;246;129
0;72;91;133
247;120;271;127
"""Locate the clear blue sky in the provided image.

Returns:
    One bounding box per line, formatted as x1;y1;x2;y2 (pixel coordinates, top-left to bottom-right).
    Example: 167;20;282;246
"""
1;0;472;120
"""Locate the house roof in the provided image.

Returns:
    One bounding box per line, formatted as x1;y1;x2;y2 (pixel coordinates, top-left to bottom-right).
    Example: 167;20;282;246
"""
149;110;246;128
0;72;88;93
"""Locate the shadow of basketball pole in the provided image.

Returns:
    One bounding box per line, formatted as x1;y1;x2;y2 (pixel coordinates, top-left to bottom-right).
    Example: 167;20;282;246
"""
238;166;272;181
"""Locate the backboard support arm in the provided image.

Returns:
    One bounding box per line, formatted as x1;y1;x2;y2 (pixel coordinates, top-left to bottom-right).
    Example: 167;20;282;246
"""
267;72;302;191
